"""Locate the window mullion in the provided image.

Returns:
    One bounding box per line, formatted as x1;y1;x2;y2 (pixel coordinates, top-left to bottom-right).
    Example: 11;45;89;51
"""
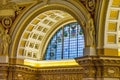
62;26;64;59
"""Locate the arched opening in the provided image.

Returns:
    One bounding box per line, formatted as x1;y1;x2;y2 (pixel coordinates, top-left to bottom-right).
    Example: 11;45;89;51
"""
10;0;92;62
17;10;84;60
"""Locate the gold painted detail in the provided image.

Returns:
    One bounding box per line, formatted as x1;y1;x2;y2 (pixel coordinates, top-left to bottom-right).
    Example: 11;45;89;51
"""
109;10;119;19
105;0;120;50
104;48;118;56
108;22;117;32
24;59;79;67
107;34;116;44
112;0;120;7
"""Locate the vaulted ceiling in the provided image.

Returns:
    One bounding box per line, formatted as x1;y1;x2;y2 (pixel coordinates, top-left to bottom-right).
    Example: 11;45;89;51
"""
17;10;75;60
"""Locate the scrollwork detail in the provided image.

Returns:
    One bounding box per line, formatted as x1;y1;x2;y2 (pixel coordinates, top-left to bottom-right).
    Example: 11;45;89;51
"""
85;0;96;12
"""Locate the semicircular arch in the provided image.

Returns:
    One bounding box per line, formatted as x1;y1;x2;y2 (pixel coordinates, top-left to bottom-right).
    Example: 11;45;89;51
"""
10;0;89;58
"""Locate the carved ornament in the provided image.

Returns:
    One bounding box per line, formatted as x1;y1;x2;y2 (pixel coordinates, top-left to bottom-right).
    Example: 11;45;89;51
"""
79;0;96;16
1;16;12;29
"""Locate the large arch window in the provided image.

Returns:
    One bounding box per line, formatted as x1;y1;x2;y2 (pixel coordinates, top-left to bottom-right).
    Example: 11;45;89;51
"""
44;22;84;60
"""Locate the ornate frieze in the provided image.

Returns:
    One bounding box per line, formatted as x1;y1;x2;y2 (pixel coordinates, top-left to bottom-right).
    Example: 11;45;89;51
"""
1;56;120;79
0;63;83;80
76;56;120;78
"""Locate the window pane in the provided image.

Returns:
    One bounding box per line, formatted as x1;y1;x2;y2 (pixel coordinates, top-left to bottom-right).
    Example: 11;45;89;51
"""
44;22;84;60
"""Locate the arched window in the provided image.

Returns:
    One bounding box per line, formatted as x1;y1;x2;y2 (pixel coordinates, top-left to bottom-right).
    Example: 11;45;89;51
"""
44;22;84;60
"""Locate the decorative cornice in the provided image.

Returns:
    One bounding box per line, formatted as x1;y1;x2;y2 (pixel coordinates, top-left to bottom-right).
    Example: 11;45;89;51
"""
1;56;120;79
0;63;83;79
76;56;120;65
76;56;120;78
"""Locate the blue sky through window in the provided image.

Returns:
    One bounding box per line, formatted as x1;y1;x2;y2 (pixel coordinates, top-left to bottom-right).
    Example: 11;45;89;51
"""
44;22;84;60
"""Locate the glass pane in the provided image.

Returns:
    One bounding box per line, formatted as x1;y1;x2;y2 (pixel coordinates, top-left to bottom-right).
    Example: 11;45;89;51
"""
44;22;84;60
56;29;62;60
63;26;69;59
77;24;84;56
70;23;77;58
